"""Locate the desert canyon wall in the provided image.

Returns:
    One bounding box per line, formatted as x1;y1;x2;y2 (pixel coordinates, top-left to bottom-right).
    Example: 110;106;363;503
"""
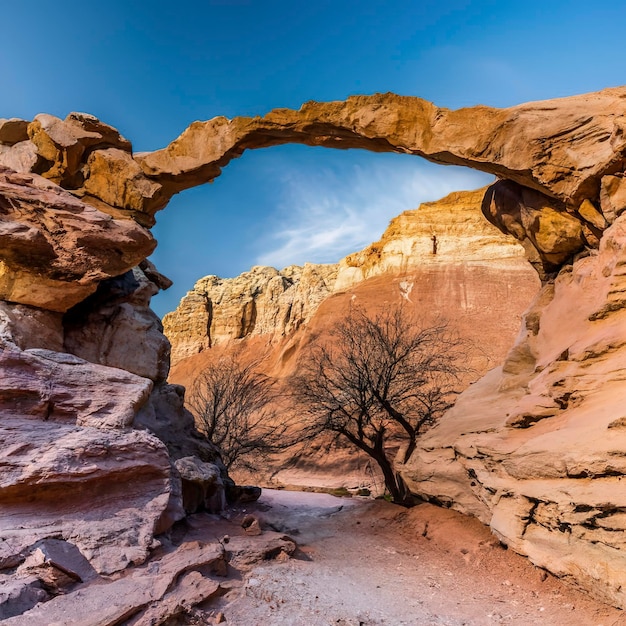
3;88;626;610
165;187;539;490
165;188;536;367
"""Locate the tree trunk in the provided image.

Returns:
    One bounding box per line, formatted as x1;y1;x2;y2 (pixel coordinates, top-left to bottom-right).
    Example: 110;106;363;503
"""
338;428;413;506
370;443;410;505
402;434;416;464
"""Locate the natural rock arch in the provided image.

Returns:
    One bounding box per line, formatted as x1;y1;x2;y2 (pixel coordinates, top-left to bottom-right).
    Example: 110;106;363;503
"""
2;88;626;313
4;88;626;609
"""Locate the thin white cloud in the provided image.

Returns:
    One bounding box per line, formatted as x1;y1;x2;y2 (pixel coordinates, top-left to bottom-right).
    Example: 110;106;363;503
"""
256;159;493;269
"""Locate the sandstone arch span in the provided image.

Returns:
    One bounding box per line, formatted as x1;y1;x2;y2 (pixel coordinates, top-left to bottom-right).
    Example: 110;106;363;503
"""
2;88;626;312
139;90;626;208
136;88;626;278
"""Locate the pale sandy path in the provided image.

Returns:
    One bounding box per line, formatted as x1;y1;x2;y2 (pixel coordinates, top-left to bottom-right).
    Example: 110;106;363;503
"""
214;489;626;626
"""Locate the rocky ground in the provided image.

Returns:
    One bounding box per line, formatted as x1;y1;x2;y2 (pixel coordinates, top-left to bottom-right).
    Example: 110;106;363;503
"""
208;490;626;626
5;489;626;625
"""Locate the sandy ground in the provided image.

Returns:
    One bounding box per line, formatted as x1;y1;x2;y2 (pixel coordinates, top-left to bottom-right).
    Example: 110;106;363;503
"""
209;489;626;626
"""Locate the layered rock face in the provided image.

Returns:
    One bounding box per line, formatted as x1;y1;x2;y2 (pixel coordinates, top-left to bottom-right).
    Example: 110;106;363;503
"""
164;263;338;365
399;212;626;607
335;188;531;288
4;87;626;615
0;123;225;609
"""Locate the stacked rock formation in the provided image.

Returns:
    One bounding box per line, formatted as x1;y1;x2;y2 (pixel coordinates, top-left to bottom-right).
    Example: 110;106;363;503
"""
3;87;626;614
0;116;227;614
164;263;338;365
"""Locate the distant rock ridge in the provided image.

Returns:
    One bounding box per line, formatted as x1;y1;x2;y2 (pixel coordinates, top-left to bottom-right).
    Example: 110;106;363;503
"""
164;187;535;366
335;187;528;289
164;263;338;365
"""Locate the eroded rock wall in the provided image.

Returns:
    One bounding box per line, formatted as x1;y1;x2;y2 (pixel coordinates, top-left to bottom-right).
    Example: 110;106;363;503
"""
335;187;530;288
164;263;338;366
399;212;626;607
0;166;224;586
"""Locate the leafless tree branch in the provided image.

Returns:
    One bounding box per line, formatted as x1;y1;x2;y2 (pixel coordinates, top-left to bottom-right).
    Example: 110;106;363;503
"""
291;305;470;505
186;355;296;471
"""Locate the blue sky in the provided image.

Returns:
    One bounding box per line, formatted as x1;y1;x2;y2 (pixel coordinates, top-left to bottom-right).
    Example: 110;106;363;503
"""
3;1;626;316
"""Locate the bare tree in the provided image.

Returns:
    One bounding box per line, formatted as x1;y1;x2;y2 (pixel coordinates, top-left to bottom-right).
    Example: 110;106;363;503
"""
186;355;291;471
291;305;468;505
